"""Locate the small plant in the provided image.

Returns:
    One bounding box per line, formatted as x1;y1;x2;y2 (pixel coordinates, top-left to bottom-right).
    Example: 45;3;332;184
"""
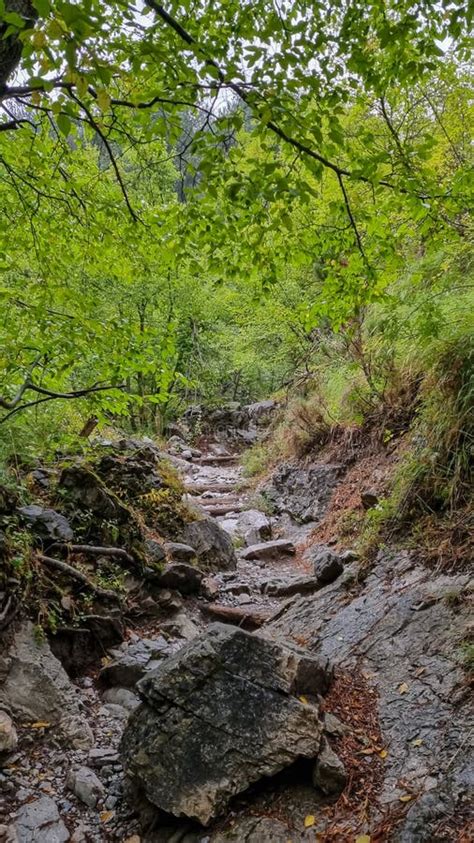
247;492;276;517
241;444;271;478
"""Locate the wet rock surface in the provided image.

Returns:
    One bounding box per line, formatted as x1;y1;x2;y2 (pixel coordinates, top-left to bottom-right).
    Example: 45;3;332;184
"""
3;433;471;842
263;462;342;523
120;624;327;825
266;552;473;840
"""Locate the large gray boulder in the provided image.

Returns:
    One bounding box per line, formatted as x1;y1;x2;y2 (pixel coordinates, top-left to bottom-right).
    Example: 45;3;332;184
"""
120;624;329;826
0;623;89;744
180;518;237;572
262;462;342;524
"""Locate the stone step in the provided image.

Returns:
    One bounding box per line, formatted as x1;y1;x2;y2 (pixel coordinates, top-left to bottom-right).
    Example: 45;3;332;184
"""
240;539;295;561
185;482;239;495
202;503;245;517
200;602;270;630
199;455;238;465
261;576;321;597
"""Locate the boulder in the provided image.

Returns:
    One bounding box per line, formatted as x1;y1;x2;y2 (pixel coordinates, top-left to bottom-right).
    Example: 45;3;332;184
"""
263;576;321;597
240;539;295;561
11;796;70;842
17;505;73;544
144;539;167;564
263;462;342;524
246;399;277;418
240;509;271;545
102;687;140;711
100;637;170;688
180;518;237;572
164;542;197;563
0;623;87;736
60;714;94;750
48;613;124;676
94;447;167;500
58;464;129;521
0;709;17;755
361;489;379;510
67;766;105;808
121;624;328;825
312;736;347;796
310;545;345;585
222;509;271;546
155;563;204;595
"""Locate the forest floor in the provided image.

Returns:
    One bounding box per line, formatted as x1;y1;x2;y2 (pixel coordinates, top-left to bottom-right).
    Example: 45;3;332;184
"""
1;436;472;843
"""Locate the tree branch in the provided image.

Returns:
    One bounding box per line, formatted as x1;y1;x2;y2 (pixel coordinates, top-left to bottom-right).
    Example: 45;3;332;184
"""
0;382;126;423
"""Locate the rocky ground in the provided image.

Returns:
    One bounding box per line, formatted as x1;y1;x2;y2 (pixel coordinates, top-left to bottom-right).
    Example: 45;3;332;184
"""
0;414;472;842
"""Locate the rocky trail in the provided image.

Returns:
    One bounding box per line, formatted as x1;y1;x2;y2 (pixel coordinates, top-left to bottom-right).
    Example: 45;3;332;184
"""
0;423;472;842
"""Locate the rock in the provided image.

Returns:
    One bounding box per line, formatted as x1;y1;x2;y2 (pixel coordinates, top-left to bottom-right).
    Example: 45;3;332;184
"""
145;538;167;564
17;505;73;544
100;638;169;688
164;542;197;564
102;687;140;711
160;612;200;641
312;736;347;796
0;622;85;729
361;489;379;509
200;576;220;599
211;816;291;842
240;539;295;561
263;462;342;524
263;576;321;597
60;714;94;750
156;563;204;595
88;747;119;767
0;710;17;755
58;464;128;520
94;447;167;500
323;712;349;738
265;552;473;831
30;468;56;490
220;509;271;546
49;614;124;676
120;623;327;825
239;509;271;545
201;603;270;630
179;518;237;572
309;545;344;585
66;766;105;808
12;796;70;842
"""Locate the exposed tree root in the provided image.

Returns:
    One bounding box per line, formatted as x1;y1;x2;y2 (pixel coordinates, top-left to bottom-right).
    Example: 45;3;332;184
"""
37;554;121;601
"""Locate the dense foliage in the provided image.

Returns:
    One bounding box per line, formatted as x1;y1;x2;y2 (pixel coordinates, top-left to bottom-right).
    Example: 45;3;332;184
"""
0;1;472;467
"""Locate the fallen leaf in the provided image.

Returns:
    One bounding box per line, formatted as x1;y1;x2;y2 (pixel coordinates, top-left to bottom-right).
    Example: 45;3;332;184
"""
304;815;315;828
399;794;413;802
379;749;388;759
99;811;115;823
411;739;423;747
355;836;372;843
360;748;376;755
30;721;51;729
398;682;409;694
299;695;309;705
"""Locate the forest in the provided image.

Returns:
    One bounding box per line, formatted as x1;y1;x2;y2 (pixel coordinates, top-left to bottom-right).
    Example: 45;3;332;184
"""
0;1;472;842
